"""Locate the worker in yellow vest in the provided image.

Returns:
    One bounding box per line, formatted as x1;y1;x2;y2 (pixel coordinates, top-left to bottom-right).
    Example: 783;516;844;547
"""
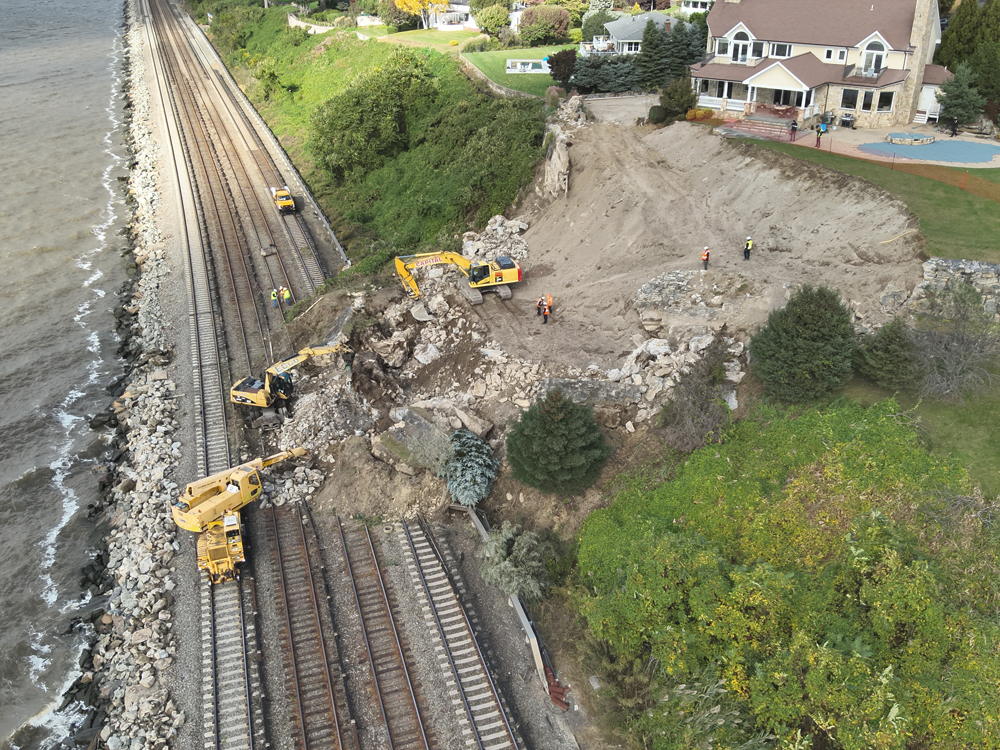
744;236;752;261
271;288;278;308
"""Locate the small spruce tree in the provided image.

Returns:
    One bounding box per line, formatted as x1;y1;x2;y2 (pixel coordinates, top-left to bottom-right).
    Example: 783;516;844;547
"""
506;389;612;494
443;429;499;507
937;62;987;124
658;72;698;122
479;521;553;603
749;285;856;402
856;318;916;390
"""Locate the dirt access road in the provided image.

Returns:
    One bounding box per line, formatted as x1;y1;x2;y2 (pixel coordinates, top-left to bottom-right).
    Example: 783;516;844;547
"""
487;121;926;372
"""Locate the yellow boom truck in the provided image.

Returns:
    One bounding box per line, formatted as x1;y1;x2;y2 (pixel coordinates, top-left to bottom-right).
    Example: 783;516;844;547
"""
395;252;522;305
230;343;350;428
269;185;295;214
172;448;309;583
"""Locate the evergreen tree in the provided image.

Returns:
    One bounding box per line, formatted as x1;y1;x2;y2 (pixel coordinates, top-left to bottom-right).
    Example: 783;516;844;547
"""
936;0;980;68
664;24;692;82
443;429;499;507
855;318;916;390
572;55;602;92
979;0;1000;46
596;55;639;92
658;71;697;121
749;285;856;402
581;0;613;23
506;389;612;494
937;62;986;124
969;42;1000;103
635;20;669;90
581;8;615;40
479;522;553;603
687;17;708;62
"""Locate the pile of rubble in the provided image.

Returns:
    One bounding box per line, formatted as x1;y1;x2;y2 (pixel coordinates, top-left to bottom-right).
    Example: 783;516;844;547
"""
261;464;326;508
461;215;530;262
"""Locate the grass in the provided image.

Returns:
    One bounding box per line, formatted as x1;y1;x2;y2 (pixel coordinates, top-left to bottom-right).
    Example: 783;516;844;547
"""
840;378;1000;498
379;28;481;53
752;140;1000;263
463;45;575;96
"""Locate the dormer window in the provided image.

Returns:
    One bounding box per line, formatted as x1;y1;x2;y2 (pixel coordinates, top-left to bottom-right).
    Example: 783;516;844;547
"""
864;41;885;73
732;31;750;63
770;43;791;58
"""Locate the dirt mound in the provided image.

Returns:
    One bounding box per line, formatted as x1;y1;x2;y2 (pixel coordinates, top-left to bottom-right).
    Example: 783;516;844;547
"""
489;121;925;370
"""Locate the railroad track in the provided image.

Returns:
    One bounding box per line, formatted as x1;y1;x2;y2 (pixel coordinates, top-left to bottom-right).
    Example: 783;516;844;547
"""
401;521;521;750
270;505;359;750
336;519;432;750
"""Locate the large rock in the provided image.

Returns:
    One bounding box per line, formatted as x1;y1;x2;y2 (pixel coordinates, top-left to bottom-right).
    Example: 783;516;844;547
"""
454;408;492;438
413;343;441;365
540;377;643;405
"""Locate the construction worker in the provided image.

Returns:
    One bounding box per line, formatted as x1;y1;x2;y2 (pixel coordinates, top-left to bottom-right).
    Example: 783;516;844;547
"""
271;288;278;308
281;287;292;307
702;247;710;271
546;294;553;316
536;297;544;316
542;303;550;324
743;236;752;260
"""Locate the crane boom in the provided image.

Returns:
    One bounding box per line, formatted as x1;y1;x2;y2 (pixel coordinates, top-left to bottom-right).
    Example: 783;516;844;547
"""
394;252;521;303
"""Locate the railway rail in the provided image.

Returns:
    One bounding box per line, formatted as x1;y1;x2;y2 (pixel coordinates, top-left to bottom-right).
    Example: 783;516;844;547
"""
270;504;360;750
336;519;432;750
402;520;521;750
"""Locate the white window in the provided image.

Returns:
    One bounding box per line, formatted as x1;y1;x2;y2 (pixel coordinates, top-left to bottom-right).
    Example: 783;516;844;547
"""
825;48;833;60
839;49;847;61
825;48;847;61
731;31;750;63
624;41;641;53
751;41;765;58
770;43;791;58
863;41;885;74
716;38;729;56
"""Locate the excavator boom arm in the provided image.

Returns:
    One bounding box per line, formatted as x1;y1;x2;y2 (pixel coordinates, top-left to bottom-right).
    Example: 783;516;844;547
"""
394;252;472;299
265;344;350;377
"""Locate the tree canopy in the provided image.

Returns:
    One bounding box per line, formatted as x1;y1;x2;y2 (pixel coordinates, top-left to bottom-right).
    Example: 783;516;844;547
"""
937;61;987;123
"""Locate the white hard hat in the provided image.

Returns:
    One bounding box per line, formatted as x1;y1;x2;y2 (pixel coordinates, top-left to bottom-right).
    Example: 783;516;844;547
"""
704;246;709;250
747;236;752;240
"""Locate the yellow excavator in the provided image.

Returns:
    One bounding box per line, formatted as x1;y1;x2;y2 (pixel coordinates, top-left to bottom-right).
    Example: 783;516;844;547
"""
230;343;350;427
172;447;309;583
394;252;522;306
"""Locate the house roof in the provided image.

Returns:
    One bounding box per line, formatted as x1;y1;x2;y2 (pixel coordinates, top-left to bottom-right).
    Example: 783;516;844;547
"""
604;13;670;42
921;63;952;85
706;0;920;50
691;52;910;88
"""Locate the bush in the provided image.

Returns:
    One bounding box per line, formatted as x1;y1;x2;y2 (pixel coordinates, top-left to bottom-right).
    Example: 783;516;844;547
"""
657;334;733;451
911;282;1000;402
519;5;571;45
545;85;566;106
475;3;511;36
856;317;916;390
479;521;554;603
497;26;523;47
462;34;498;52
377;0;419;28
581;8;614;41
657;71;697;122
547;48;577;88
750;285;856;402
569;27;583;42
648;104;666;123
506;389;612;494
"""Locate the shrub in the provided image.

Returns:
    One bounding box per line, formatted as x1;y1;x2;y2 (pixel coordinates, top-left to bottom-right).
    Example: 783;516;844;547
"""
506;389;612;494
520;5;570;45
497;26;522;47
657;71;697;122
648;104;666;123
657;334;733;451
750;285;856;402
443;429;499;506
911;282;1000;402
545;85;566;106
547;48;577;88
856;317;916;390
377;0;419;28
479;521;554;603
462;34;497;52
569;27;583;42
474;3;511;36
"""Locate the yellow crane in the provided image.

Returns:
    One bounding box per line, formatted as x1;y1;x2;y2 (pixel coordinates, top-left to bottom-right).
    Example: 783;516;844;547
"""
172;448;309;583
394;252;522;305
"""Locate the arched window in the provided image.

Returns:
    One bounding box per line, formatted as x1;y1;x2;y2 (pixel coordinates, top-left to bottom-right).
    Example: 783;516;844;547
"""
864;40;885;73
731;31;750;62
734;31;749;40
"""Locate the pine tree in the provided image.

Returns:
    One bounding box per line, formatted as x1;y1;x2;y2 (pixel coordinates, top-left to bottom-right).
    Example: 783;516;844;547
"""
506;389;612;494
443;429;499;507
658;72;698;122
581;7;615;39
979;0;1000;46
969;42;1000;103
478;521;553;603
596;55;639;93
937;62;987;124
936;0;980;68
856;318;916;390
687;13;708;60
636;20;669;90
664;24;692;82
749;286;856;402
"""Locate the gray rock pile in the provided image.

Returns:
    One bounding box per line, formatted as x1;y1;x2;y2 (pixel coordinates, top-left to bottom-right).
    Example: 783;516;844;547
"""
262;464;326;508
461;215;529;262
916;257;1000;315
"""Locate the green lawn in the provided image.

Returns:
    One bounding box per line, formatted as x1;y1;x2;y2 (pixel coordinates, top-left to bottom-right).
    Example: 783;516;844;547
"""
753;141;1000;263
463;45;575;96
379;28;481;52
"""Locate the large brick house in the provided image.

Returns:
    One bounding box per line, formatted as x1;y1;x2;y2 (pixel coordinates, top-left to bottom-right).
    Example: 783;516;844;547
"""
689;0;952;127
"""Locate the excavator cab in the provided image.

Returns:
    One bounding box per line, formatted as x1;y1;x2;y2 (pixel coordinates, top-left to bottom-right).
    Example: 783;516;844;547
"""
272;372;294;400
469;263;490;284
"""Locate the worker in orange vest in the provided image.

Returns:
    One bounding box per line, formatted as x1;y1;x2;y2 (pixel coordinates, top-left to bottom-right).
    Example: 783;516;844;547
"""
546;294;553;315
701;247;710;270
542;303;551;324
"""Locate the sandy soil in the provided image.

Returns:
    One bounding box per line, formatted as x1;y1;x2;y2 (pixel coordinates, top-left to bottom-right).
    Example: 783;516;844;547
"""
490;121;926;371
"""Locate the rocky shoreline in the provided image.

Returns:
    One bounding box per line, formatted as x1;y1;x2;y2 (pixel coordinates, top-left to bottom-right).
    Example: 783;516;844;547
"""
57;2;185;747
